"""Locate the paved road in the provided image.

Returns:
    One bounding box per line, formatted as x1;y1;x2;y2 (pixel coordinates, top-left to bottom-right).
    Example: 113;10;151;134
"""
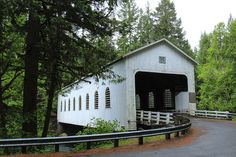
82;118;236;157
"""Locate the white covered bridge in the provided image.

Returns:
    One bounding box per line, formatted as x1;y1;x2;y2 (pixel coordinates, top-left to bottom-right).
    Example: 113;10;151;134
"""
57;39;197;130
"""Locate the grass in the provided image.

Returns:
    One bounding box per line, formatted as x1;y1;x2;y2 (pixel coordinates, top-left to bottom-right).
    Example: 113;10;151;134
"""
232;117;236;121
93;135;165;149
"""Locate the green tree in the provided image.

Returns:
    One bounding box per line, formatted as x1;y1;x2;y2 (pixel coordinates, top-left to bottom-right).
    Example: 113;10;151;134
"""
5;0;119;138
0;0;23;139
117;0;140;55
197;33;211;64
22;1;41;138
136;3;154;46
197;20;236;112
224;19;236;111
37;1;118;137
152;0;194;57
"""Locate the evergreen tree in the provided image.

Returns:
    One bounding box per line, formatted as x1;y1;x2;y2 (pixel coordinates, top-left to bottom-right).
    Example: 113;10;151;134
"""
197;20;236;112
224;19;236;111
117;0;140;55
152;0;194;57
197;33;211;64
136;3;154;46
0;0;23;139
6;0;119;137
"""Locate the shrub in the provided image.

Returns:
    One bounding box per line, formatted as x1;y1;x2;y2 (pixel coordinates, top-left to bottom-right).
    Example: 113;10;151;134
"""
74;118;125;150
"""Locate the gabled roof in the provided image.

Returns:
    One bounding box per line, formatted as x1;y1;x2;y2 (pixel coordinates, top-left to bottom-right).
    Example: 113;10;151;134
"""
112;38;197;65
61;39;197;92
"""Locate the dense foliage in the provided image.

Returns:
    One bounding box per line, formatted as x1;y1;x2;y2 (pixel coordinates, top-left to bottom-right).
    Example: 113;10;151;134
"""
117;0;194;57
0;0;119;140
75;118;125;150
0;1;235;154
197;19;236;112
0;0;194;141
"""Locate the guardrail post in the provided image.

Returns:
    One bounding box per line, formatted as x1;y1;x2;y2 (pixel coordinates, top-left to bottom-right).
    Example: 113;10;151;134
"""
181;130;186;135
175;131;180;137
114;139;119;147
3;148;9;155
138;137;143;145
87;142;91;149
165;133;171;140
55;144;59;152
21;146;27;154
0;115;191;155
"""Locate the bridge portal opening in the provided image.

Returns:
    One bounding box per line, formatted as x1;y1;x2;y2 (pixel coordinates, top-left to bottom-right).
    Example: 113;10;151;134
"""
135;72;188;111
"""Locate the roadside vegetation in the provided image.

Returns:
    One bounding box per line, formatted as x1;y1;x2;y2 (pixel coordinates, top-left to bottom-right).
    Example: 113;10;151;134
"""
0;0;236;155
72;118;165;151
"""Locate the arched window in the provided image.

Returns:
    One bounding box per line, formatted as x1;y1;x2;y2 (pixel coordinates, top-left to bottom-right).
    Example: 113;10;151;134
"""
136;94;140;110
94;91;99;109
105;87;111;108
60;101;63;112
148;92;154;108
164;89;172;108
73;97;76;111
68;99;70;111
79;96;82;110
86;94;89;110
64;100;66;111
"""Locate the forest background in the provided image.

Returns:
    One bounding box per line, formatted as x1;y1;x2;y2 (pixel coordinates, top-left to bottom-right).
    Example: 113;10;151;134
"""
0;0;235;141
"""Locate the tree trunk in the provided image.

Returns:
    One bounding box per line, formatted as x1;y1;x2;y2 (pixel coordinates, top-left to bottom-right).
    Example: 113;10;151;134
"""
0;98;9;154
41;66;56;137
22;8;40;137
0;95;7;139
41;24;60;137
0;4;7;140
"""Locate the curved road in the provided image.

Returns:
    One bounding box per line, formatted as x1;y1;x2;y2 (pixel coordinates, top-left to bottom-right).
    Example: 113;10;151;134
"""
82;118;236;157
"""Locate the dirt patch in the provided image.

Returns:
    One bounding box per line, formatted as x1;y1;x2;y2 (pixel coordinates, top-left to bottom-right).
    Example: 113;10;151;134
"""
2;127;205;157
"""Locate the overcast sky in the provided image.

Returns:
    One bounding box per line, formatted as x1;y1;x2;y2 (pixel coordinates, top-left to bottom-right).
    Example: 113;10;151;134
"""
136;0;236;49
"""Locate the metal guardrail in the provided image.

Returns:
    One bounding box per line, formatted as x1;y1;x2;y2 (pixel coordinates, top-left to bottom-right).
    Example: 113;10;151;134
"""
0;116;191;154
136;110;174;125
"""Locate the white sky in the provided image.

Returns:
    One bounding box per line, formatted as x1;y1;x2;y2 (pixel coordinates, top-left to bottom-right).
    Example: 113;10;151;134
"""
136;0;236;49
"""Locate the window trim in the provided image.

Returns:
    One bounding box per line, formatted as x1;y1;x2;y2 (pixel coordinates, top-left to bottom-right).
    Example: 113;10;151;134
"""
60;101;63;112
73;97;76;111
64;100;66;111
148;92;155;109
159;56;166;64
79;96;82;110
68;98;71;111
136;94;141;110
105;87;111;108
86;94;89;110
94;91;99;109
164;89;172;108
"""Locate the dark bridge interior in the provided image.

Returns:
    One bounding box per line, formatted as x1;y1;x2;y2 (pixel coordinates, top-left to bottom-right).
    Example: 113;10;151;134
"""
135;72;188;111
